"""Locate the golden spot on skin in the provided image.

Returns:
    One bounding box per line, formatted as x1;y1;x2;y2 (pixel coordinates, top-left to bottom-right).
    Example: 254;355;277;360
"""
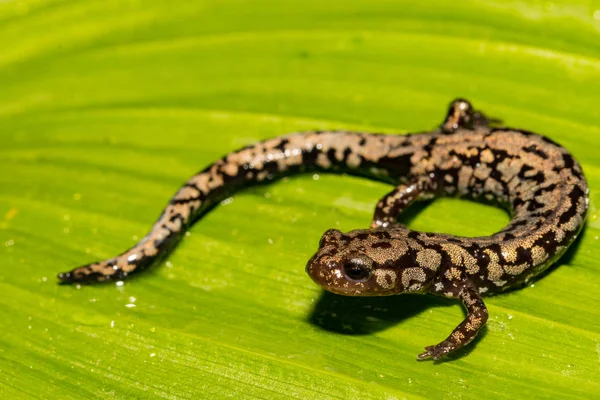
410;150;428;167
496;158;521;183
169;217;183;231
463;147;479;158
189;174;210;192
484;249;504;281
374;269;397;290
500;247;517;263
411;159;436;176
347;153;362;168
405;238;424;251
275;159;289;172
416;249;441;271
189;199;202;214
334;148;346;162
444;267;462;281
500;236;535;264
480;149;494;163
279;148;304;169
530;246;547;265
256;170;271;181
437;155;462;172
440;243;479;274
89;262;108;274
473;164;492;180
440;243;462;265
555;245;566;254
210;171;225;190
141;241;159;257
457;166;474;195
174;185;200;201
560;212;580;232
250;156;265;170
462;292;476;306
221;163;239;177
100;265;116;277
367;239;409;265
552;227;566;242
535;190;555;208
316;153;332;168
451;330;465;342
401;267;426;290
386;145;416;160
403;239;423;251
122;262;138;273
504;262;529;275
484;178;505;200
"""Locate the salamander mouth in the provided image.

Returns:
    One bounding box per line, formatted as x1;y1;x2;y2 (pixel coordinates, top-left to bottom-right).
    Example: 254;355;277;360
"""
318;285;372;296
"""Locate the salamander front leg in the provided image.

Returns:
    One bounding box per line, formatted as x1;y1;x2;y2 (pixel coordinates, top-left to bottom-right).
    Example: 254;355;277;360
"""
418;283;488;360
441;98;501;133
371;176;436;229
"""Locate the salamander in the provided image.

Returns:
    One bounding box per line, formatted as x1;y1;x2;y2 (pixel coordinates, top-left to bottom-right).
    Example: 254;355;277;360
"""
58;99;589;360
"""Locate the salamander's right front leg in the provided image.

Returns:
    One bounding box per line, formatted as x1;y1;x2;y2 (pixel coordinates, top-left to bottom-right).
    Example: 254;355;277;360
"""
418;283;489;360
441;98;500;133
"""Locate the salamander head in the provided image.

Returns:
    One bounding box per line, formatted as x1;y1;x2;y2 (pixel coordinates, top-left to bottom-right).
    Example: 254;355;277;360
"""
306;228;432;296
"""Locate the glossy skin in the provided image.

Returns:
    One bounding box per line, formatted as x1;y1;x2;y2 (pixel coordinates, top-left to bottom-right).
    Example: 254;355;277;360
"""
58;99;589;360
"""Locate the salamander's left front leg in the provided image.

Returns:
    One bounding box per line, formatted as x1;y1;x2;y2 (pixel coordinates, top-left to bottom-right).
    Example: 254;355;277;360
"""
371;176;436;229
418;283;488;360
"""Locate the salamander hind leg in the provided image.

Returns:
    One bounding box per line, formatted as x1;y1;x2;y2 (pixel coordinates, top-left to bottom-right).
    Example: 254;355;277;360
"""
441;98;501;133
371;175;437;229
418;279;489;361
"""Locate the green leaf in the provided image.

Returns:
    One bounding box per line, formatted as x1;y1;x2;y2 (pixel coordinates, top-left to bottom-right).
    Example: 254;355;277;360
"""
1;1;599;398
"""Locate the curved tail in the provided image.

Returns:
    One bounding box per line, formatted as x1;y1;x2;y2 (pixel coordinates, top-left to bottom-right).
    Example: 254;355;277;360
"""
58;130;412;283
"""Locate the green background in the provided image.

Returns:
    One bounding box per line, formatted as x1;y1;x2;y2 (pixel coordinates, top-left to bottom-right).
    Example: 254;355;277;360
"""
1;1;599;398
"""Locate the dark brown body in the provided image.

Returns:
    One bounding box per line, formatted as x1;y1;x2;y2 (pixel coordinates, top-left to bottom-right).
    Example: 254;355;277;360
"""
59;100;588;360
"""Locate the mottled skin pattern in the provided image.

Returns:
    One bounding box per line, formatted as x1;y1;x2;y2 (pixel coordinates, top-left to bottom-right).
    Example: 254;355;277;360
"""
58;99;588;360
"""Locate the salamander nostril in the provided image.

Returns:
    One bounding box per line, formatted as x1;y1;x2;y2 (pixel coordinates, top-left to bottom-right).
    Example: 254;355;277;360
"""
319;229;343;247
305;254;318;273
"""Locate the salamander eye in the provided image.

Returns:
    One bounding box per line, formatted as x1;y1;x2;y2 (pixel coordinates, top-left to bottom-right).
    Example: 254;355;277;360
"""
342;257;373;282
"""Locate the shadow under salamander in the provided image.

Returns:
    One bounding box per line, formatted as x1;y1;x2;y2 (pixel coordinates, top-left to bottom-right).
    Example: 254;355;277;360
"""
308;291;452;336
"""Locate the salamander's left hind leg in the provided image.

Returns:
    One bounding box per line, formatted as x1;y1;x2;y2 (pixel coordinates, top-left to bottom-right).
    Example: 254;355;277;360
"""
441;98;501;133
418;281;489;361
